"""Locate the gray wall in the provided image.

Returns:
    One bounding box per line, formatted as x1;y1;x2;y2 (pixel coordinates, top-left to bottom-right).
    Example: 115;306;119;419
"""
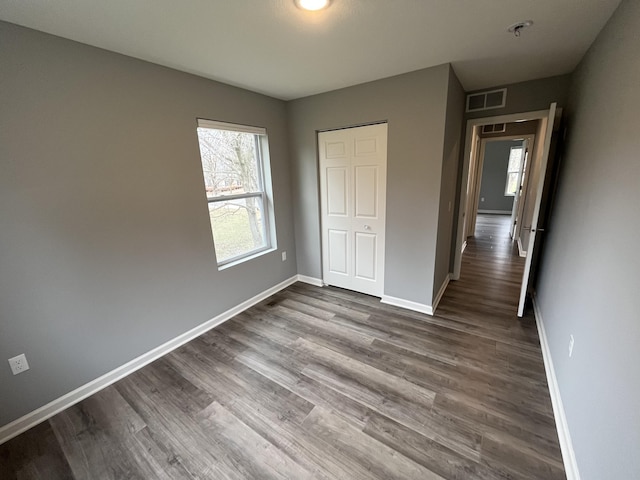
0;22;297;426
287;65;451;306
434;67;465;298
535;1;640;478
478;140;521;213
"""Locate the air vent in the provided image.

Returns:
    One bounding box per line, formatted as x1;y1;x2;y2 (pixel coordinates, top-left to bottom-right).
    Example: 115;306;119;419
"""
482;123;506;134
466;88;507;112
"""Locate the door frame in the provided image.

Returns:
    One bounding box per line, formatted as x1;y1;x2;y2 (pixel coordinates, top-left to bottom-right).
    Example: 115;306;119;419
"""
517;104;561;316
452;109;551;281
468;134;535;238
317;122;388;297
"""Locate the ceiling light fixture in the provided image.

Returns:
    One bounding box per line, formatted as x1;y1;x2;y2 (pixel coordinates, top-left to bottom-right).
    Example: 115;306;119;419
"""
295;0;332;11
507;20;534;37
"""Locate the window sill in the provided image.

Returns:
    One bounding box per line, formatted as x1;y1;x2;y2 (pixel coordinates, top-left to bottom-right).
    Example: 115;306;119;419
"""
217;247;277;271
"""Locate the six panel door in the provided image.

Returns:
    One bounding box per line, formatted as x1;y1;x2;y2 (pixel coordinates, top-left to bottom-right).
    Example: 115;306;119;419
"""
319;123;387;297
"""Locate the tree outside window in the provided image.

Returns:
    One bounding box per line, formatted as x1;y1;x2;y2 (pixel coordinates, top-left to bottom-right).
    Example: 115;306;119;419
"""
196;121;273;265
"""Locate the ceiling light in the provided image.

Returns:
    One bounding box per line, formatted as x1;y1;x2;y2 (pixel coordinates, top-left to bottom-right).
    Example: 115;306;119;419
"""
507;20;534;37
295;0;332;11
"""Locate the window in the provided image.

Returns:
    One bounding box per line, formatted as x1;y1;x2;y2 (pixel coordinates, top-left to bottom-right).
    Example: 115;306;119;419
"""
505;146;524;196
195;119;275;266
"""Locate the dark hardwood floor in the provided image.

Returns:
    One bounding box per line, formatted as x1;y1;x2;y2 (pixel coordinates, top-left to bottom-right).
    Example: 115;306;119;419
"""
0;214;565;479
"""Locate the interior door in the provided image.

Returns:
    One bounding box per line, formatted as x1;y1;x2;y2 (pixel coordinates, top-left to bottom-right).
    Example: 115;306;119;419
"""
517;103;559;316
319;123;387;297
510;139;529;238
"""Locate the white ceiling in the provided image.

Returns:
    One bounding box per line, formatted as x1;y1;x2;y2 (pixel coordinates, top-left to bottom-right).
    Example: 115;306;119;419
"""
0;0;621;100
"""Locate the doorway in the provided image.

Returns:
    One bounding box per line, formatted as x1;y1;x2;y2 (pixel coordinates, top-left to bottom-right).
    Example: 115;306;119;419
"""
453;105;561;316
318;123;388;297
468;134;535;249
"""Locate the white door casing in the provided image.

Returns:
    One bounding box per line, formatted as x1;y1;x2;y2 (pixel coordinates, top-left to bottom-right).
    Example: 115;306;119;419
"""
319;123;387;297
517;103;558;316
453;108;553;282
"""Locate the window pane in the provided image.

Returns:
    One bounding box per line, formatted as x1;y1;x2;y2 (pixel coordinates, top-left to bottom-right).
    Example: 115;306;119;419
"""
506;172;519;195
208;197;266;263
508;147;523;172
196;128;260;199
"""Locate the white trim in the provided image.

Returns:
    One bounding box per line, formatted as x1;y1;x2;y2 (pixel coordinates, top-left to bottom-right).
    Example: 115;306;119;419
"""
0;275;299;446
477;209;513;215
296;274;324;287
197;118;266;135
532;294;581;480
432;275;450;313
218;246;276;270
461;241;467;254
381;295;433;316
517;237;527;257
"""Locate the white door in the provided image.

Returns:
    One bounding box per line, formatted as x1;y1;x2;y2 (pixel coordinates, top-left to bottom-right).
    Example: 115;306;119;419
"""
510;139;530;238
319;123;387;297
518;103;558;316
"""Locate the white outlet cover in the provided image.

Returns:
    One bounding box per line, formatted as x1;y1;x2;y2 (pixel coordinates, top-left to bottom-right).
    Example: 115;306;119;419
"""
8;353;30;375
282;251;287;261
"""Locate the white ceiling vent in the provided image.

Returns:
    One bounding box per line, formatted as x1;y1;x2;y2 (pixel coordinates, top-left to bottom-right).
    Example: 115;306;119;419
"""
482;123;506;134
466;88;507;113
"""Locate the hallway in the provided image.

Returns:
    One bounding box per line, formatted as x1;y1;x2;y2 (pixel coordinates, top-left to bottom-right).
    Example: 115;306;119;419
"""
436;213;565;477
441;213;526;324
0;214;565;479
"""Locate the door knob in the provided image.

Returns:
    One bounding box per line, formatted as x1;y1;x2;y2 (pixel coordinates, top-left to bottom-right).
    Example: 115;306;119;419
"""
364;225;371;230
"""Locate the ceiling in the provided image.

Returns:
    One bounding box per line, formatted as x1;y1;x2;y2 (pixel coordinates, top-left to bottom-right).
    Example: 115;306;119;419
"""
0;0;621;100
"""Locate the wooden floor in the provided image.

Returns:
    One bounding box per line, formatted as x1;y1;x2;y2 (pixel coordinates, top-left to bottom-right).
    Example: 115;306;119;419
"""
0;214;565;479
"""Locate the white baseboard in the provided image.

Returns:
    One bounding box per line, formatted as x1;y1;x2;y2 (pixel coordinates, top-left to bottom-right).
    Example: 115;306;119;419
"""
296;274;324;287
0;275;299;446
532;293;581;480
477;209;512;215
432;275;450;313
381;295;433;316
517;237;527;257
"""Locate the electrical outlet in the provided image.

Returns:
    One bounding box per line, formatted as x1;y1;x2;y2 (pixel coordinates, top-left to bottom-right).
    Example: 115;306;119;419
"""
568;335;575;358
481;197;485;202
8;354;30;375
281;251;287;261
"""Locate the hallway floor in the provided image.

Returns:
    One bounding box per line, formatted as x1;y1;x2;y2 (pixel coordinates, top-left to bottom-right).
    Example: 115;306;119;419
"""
0;214;565;479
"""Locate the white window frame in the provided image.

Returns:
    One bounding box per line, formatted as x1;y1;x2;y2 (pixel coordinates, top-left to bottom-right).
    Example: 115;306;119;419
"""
196;119;276;268
504;146;524;196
